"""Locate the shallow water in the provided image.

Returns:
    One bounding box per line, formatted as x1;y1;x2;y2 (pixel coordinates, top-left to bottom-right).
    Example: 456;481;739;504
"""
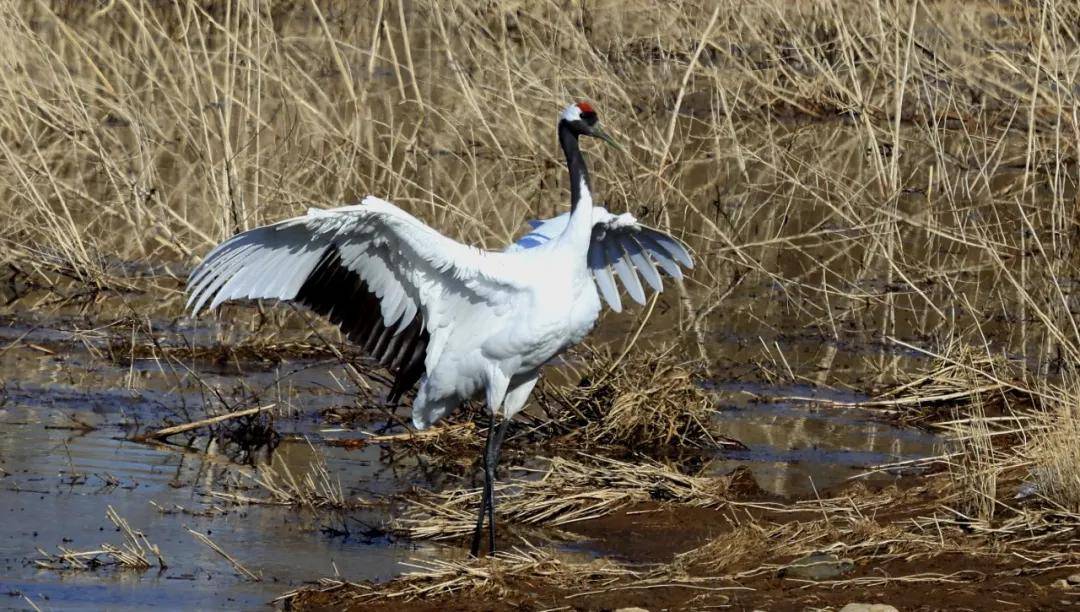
709;382;940;496
0;327;442;608
0;422;430;609
0;301;944;608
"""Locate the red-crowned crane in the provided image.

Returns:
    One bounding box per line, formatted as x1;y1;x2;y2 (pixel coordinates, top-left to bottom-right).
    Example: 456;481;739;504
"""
186;102;693;556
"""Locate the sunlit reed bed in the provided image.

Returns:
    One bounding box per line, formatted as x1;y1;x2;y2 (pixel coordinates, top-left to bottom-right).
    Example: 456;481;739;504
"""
5;1;1080;606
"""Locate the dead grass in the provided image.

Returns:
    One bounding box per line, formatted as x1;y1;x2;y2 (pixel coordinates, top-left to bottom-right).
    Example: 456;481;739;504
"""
276;539;753;607
280;474;1073;608
209;439;361;510
867;342;1039;421
831;342;1080;533
393;453;731;541
6;0;1080;593
4;0;1078;389
4;1;1078;378
275;541;643;605
672;475;1080;590
532;345;741;452
1030;394;1080;513
36;506;166;571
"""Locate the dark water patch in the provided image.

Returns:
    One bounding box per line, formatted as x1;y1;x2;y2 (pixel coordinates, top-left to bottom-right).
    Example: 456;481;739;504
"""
0;416;438;608
709;382;941;497
0;311;946;606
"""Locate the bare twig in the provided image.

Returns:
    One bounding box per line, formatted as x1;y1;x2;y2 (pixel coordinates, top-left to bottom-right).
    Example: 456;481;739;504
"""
186;528;261;582
144;404;275;440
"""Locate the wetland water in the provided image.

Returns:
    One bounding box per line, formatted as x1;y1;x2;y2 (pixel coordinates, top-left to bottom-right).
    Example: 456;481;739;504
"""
1;0;1076;608
0;316;439;608
0;294;941;608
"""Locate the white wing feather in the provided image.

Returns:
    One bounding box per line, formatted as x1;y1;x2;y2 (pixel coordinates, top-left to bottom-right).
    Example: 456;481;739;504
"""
187;197;522;361
507;206;693;311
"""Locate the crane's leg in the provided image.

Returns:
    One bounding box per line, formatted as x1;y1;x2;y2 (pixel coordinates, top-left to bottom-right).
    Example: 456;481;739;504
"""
468;374;537;557
485;416;510;554
470;411;506;557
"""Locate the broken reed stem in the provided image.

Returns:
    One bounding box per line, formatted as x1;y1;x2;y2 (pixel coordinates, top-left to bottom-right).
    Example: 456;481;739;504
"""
254;445;346;508
36;506;165;571
105;505;167;570
145;404;276;440
186;528;261;582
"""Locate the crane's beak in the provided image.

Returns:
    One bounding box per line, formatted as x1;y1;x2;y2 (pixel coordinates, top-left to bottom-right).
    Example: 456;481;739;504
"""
591;124;623;152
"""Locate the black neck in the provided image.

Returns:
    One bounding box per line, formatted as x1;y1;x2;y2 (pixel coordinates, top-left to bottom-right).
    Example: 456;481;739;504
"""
558;120;590;212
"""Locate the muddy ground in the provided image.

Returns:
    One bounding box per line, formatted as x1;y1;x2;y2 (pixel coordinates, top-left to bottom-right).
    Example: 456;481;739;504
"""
296;499;1080;611
0;288;938;608
1;289;1067;611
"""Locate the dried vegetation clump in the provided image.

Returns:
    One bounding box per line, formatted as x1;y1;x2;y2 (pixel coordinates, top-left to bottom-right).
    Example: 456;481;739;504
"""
359;346;734;463
533;346;738;453
278;539;755;608
393;453;731;542
852;342;1041;426
1030;397;1080;513
276;542;640;605
675;486;955;577
36;506;166;571
210;441;361;510
835;342;1080;537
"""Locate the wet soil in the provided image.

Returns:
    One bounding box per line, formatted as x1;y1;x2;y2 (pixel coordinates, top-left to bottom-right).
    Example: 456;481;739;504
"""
0;291;952;609
295;498;1079;611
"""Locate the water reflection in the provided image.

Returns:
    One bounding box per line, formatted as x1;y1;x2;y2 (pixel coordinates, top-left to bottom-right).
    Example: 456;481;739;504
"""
710;382;941;497
0;303;944;605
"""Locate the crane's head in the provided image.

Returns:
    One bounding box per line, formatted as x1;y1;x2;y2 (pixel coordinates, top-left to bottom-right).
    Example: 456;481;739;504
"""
560;101;620;149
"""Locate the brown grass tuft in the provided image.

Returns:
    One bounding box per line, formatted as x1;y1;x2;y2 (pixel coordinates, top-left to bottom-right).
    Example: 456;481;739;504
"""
36;506;166;571
393;453;732;542
533;346;742;453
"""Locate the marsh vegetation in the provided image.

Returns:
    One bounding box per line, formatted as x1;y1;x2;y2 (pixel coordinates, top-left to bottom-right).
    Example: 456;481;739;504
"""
3;0;1080;609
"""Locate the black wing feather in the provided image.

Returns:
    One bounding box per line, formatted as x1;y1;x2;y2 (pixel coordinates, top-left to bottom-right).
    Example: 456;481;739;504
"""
295;245;428;404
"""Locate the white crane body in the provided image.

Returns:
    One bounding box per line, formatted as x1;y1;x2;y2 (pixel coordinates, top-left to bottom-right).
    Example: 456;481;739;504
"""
186;102;693;556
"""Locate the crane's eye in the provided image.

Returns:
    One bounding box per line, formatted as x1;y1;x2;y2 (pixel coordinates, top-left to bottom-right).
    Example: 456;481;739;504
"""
580;111;598;125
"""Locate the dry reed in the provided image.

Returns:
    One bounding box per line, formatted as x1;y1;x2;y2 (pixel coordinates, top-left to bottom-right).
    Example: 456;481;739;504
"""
209;439;358;510
6;0;1080;582
36;505;166;571
393;453;730;541
533;345;741;452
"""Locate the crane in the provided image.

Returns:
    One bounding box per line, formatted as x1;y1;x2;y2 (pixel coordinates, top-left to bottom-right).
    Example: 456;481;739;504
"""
186;102;694;556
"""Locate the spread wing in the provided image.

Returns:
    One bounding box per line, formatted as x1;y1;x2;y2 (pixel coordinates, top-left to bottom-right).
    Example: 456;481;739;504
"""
507;207;693;312
187;196;521;401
